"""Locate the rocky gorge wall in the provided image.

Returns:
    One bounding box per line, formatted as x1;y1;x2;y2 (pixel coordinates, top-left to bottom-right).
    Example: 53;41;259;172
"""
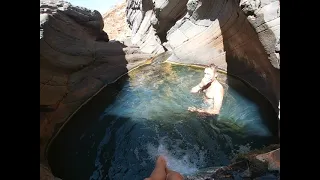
126;0;280;112
40;0;154;177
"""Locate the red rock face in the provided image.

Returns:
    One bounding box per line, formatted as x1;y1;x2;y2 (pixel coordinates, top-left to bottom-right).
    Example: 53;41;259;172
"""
102;1;131;41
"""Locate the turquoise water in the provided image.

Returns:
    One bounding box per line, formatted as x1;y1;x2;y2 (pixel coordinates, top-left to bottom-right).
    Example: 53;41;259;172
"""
48;62;278;180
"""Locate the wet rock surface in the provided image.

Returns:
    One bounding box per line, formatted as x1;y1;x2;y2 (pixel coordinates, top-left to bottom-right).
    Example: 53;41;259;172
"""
186;145;280;180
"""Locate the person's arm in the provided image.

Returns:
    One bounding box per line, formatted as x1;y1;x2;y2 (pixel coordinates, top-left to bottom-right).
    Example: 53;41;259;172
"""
188;106;206;113
189;101;217;115
190;77;210;93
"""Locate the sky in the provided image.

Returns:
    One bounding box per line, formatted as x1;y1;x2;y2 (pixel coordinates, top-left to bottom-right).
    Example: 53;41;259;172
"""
68;0;123;14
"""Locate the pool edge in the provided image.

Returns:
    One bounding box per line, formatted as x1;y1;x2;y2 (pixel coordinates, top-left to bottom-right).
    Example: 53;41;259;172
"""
45;59;279;162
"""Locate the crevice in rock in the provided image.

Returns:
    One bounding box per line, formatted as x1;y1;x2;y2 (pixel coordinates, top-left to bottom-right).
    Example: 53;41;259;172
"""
153;4;188;44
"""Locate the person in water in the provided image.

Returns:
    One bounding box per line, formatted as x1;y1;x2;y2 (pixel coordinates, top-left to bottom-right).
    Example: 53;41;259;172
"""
145;156;184;180
188;64;224;116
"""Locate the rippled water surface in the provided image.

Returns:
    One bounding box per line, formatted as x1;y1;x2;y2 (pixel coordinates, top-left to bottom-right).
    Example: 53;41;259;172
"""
48;62;278;180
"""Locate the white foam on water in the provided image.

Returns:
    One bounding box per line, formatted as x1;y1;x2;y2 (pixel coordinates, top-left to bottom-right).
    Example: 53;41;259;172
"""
146;138;208;176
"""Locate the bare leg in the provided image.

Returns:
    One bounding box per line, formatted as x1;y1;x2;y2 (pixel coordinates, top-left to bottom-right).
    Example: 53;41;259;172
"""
166;168;184;180
145;156;184;180
144;156;167;180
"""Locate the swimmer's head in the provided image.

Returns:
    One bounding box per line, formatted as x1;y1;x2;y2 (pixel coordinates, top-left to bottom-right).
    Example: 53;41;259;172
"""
204;64;218;83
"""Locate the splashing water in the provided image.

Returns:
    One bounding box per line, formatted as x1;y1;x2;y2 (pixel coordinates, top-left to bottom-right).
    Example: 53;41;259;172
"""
146;137;208;175
48;62;279;180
